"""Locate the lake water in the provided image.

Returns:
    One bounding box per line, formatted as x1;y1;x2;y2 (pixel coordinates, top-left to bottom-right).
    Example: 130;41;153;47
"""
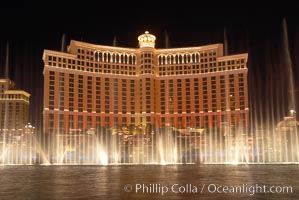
0;164;298;200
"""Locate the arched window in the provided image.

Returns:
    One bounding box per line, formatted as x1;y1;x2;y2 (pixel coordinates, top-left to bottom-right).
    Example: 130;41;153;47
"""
99;52;102;62
95;52;98;62
107;53;111;63
167;55;170;65
184;54;187;63
112;54;116;63
179;55;183;64
103;53;107;62
121;54;124;63
196;53;200;63
188;54;191;63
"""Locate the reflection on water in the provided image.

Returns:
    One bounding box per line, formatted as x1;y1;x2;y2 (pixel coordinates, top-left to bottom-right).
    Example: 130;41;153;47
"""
0;165;298;200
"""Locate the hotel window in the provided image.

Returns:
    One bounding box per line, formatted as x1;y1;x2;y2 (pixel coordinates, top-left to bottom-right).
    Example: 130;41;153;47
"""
87;116;92;127
96;116;101;127
104;101;109;113
49;113;54;120
240;97;245;110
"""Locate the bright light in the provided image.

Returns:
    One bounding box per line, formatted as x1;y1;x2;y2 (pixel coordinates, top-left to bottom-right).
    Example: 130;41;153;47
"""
100;152;108;165
290;110;296;117
230;161;239;165
138;31;156;48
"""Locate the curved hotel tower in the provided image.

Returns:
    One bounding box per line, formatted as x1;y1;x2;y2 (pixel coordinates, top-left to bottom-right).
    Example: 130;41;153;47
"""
43;31;248;134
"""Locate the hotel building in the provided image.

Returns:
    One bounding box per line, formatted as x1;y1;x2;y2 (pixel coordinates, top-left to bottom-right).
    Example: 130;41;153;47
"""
0;79;30;131
43;31;249;134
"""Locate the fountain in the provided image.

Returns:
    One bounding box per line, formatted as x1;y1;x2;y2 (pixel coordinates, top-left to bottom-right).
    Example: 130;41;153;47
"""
0;19;298;166
0;123;50;165
0;114;298;165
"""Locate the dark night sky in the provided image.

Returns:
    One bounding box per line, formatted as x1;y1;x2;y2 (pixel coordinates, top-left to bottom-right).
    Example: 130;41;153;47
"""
0;5;298;132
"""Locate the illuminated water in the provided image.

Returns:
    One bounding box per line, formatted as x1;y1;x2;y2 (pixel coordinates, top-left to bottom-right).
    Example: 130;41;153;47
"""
0;165;298;199
0;120;297;165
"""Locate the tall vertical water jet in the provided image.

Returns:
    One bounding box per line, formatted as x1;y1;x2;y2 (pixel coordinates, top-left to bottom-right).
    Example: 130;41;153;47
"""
1;42;9;164
61;33;66;52
4;42;9;79
164;30;170;48
156;125;177;164
281;18;295;112
223;27;228;56
281;18;298;163
113;36;117;47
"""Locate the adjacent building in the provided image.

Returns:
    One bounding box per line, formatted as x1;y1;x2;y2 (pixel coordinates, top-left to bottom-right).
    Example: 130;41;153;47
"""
0;79;30;131
43;31;249;134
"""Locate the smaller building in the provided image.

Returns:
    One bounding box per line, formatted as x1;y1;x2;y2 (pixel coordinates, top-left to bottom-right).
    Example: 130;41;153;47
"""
0;78;30;131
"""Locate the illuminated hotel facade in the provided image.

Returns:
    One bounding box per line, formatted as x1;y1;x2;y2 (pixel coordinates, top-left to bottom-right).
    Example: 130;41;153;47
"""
43;31;249;134
0;79;30;131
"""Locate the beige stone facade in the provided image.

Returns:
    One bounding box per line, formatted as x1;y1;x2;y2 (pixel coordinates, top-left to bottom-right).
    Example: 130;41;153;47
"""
43;31;249;134
0;79;30;131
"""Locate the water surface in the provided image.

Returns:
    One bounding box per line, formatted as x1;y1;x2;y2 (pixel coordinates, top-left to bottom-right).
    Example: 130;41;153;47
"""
0;165;298;199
